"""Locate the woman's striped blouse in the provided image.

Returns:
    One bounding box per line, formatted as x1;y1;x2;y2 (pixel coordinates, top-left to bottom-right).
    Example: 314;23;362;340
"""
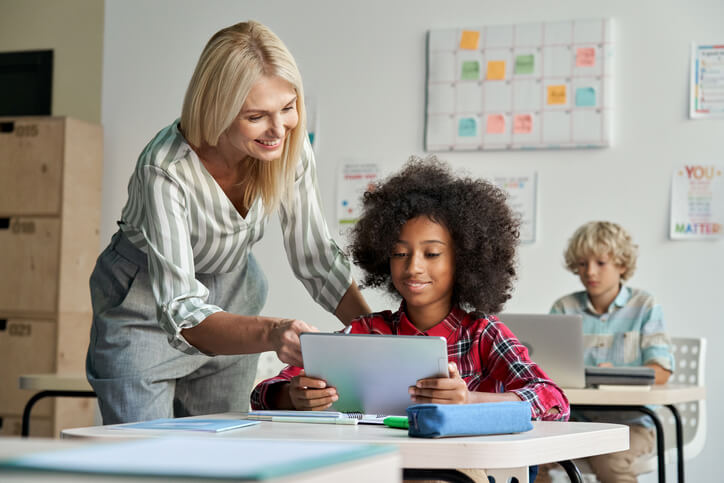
118;120;352;354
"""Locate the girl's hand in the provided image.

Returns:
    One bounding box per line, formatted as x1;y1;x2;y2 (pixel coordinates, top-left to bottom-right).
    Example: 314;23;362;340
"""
409;362;469;404
288;370;339;410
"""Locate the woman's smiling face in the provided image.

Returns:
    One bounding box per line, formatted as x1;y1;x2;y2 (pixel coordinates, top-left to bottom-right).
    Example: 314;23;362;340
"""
221;75;299;161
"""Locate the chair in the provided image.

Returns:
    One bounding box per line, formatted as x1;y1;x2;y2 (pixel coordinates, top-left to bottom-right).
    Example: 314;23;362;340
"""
548;337;706;483
631;336;707;475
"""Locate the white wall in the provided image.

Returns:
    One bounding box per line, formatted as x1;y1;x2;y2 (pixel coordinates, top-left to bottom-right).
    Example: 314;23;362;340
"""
102;1;723;479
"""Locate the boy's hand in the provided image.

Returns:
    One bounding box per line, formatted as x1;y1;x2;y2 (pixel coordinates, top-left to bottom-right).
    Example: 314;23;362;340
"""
288;370;339;410
409;362;469;404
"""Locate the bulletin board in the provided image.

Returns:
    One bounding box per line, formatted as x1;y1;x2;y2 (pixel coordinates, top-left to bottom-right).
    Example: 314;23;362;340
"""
425;18;614;151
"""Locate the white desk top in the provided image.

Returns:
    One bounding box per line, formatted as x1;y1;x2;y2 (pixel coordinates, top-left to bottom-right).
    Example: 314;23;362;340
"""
564;384;705;406
0;437;400;483
18;374;93;392
62;413;628;470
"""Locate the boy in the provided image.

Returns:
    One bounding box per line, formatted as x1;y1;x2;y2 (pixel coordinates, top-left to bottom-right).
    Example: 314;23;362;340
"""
545;221;674;483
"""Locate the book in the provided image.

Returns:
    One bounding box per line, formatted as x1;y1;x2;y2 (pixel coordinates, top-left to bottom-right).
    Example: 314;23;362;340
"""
596;384;652;391
247;410;391;425
0;438;394;480
110;418;259;433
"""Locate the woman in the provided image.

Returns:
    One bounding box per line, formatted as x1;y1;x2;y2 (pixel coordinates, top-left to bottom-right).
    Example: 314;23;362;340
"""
86;21;370;424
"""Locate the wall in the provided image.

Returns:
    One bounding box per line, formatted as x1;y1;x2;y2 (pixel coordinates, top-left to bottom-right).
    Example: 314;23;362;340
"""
102;1;723;479
0;0;104;123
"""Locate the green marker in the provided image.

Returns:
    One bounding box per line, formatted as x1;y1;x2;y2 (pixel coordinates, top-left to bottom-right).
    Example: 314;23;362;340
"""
383;416;409;429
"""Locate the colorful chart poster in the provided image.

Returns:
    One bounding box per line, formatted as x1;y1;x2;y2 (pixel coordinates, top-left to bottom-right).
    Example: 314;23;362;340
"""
670;163;724;240
336;162;379;232
490;171;538;243
690;43;724;119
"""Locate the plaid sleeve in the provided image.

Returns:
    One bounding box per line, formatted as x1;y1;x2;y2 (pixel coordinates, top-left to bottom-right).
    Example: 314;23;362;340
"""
250;365;303;410
482;318;570;421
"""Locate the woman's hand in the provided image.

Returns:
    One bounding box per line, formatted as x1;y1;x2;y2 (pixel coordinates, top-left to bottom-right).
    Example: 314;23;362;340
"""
270;319;317;367
288;370;339;410
409;362;469;404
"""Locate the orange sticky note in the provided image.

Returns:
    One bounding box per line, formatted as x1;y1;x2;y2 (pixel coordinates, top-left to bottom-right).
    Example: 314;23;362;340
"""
576;47;596;67
513;114;533;134
486;61;506;80
547;85;567;105
486;114;505;134
460;30;480;50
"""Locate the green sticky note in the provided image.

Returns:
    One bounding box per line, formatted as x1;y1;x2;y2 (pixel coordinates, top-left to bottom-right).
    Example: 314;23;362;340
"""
461;60;480;80
458;117;477;137
575;87;596;107
514;54;534;74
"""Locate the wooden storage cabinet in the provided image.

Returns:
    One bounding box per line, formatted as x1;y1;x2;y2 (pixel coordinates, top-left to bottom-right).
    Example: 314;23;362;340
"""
0;116;102;437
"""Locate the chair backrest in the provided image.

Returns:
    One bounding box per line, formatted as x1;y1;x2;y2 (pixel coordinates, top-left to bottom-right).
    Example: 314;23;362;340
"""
632;336;707;475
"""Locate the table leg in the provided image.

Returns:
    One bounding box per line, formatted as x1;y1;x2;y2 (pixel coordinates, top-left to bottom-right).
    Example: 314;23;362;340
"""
558;460;583;483
665;404;684;483
403;469;476;482
21;390;97;437
572;405;666;483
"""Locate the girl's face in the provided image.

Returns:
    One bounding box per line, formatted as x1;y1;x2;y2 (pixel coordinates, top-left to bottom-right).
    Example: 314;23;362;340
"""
390;216;455;329
221;75;299;161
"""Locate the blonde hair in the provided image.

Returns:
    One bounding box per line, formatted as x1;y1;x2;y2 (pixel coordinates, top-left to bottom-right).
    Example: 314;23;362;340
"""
180;20;306;213
564;221;638;281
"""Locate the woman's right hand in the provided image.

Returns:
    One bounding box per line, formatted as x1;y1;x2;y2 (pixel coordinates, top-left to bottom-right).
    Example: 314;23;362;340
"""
270;318;317;367
288;370;339;410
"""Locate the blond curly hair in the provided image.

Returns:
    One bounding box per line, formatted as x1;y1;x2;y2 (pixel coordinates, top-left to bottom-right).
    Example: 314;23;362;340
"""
564;221;638;281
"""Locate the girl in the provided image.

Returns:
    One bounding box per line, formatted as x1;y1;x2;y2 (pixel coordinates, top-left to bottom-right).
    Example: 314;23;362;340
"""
251;157;568;422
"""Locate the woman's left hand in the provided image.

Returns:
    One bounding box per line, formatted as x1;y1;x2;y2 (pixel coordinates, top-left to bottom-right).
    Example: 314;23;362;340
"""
409;362;469;404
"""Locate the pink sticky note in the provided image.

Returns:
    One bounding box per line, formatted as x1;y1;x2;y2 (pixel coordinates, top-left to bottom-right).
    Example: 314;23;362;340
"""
576;47;596;67
486;114;505;134
513;114;532;134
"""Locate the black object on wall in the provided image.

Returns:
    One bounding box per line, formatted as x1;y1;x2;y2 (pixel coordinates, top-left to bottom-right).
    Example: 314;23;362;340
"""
0;50;53;116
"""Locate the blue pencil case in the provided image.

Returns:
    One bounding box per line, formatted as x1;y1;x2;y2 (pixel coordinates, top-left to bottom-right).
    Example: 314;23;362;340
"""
406;401;533;438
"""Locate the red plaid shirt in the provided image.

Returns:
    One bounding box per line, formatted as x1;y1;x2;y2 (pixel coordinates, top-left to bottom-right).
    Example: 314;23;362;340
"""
251;305;570;421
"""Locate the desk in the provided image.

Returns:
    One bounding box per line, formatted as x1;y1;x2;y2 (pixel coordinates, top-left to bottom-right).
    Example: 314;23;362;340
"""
0;437;401;482
62;413;629;483
18;373;96;437
566;384;705;483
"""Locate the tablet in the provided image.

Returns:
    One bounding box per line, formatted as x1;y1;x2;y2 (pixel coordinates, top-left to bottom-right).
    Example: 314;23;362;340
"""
300;333;449;416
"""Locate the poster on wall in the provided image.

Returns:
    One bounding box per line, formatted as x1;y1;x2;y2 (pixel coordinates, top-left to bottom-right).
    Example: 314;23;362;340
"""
489;172;538;243
689;43;724;119
336;162;380;234
425;18;614;151
670;163;724;240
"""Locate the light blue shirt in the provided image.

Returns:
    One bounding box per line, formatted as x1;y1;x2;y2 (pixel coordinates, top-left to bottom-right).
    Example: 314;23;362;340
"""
551;286;674;371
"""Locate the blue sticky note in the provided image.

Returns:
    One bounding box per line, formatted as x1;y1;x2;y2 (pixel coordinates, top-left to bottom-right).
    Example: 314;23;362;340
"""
458;117;477;137
575;87;596;107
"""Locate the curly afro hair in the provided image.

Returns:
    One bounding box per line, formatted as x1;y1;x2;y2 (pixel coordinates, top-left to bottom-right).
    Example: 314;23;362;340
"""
349;156;520;315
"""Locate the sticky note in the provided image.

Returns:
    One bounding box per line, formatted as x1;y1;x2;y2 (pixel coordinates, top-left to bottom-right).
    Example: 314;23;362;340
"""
514;54;534;75
486;61;506;80
460;30;480;50
461;60;480;80
575;87;596;107
458;117;478;137
576;47;596;67
547;85;567;105
513;114;533;134
486;114;505;134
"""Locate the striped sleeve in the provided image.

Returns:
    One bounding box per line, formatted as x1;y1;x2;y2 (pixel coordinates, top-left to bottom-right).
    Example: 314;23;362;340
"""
639;300;675;371
141;164;223;355
278;138;352;313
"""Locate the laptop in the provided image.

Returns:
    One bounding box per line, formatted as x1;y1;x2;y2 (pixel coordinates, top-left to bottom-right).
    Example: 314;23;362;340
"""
498;313;655;388
300;332;449;415
498;313;587;388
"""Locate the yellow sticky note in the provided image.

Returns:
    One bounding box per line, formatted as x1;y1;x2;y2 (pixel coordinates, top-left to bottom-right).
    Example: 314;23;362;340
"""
547;85;567;105
460;30;480;50
486;61;506;80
